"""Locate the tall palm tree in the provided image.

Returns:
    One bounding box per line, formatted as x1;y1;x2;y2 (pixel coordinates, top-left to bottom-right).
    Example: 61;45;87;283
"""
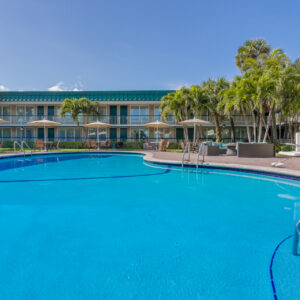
235;39;270;73
201;78;229;142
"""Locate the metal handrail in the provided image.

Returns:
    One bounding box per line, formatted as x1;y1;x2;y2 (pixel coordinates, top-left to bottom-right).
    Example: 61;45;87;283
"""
196;143;205;171
13;141;23;153
21;141;32;156
181;142;190;167
293;220;300;256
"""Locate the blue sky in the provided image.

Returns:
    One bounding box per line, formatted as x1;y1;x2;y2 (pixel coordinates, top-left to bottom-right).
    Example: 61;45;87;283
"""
0;0;299;91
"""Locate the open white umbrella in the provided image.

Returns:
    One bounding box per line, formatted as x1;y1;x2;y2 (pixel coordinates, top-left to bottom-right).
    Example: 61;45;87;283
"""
84;121;110;150
27;119;61;151
0;119;7;123
144;120;171;144
179;118;211;143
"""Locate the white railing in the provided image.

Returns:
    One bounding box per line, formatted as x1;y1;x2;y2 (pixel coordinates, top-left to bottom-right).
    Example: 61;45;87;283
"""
181;142;190;167
196;143;205;171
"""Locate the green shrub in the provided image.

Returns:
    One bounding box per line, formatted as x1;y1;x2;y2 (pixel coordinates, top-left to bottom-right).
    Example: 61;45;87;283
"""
279;144;294;152
2;140;14;148
121;141;143;149
167;142;179;149
59;141;87;149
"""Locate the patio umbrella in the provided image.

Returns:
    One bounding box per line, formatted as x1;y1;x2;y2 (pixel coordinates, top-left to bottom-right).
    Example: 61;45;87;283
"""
179;118;212;143
84;121;110;150
27;119;61;151
144;120;171;143
0;119;7;123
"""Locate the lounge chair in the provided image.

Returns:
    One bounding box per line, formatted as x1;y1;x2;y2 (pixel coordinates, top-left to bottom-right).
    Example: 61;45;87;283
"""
158;140;169;151
100;141;106;148
87;140;97;149
50;141;60;150
106;140;112;148
143;140;155;150
179;140;186;150
34;139;45;151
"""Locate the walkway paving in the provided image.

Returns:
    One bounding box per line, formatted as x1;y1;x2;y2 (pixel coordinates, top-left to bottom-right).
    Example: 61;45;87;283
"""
144;151;300;178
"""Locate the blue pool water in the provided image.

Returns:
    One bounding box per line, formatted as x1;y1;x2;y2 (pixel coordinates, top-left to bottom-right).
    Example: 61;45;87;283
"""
0;153;299;300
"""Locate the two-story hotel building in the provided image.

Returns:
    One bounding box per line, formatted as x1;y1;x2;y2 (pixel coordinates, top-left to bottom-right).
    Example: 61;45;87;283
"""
0;90;250;142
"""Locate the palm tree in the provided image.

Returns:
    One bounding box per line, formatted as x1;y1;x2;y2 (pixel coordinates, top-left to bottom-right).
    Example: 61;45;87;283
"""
201;78;229;142
235;39;270;72
160;88;193;141
60;97;93;140
219;84;237;142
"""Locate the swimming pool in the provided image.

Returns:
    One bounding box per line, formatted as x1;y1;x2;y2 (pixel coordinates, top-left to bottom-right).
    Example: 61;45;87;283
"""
0;153;299;299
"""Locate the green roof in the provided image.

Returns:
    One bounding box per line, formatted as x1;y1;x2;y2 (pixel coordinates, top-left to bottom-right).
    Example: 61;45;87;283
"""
0;90;174;102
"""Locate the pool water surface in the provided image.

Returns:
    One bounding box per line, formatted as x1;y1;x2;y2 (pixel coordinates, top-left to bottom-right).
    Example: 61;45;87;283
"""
0;153;299;300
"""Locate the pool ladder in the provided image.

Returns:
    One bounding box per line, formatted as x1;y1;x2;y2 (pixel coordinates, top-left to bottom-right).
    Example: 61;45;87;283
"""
196;143;205;171
293;219;300;256
181;142;190;167
13;141;32;157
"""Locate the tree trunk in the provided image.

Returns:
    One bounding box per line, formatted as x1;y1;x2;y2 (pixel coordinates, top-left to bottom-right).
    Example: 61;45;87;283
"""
263;108;273;143
183;126;189;142
258;112;263;142
213;112;221;142
271;108;277;143
241;108;251;142
229;116;236;142
251;111;257;142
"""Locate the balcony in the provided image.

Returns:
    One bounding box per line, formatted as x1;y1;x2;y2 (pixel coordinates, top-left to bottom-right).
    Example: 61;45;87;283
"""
0;114;254;127
0;115;177;126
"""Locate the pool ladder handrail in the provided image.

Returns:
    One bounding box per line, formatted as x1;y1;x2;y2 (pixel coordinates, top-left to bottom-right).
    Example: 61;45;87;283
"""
196;142;205;171
181;142;190;167
292;219;300;256
13;141;23;153
21;141;32;157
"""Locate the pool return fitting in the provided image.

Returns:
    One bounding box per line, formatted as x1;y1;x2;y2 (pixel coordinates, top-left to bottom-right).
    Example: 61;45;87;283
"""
292;219;300;256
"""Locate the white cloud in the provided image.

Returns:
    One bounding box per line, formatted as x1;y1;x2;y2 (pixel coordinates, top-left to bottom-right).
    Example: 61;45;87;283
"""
165;82;192;90
0;84;10;91
48;81;65;91
48;81;83;91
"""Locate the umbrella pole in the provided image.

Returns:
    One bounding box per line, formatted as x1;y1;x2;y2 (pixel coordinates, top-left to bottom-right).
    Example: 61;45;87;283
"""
97;128;99;151
156;124;158;150
44;124;47;152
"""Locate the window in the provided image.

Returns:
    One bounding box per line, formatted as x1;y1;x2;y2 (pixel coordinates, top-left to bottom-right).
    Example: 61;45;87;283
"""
0;128;11;139
154;106;161;121
130;106;149;124
130;128;148;141
0;106;11;122
66;128;74;140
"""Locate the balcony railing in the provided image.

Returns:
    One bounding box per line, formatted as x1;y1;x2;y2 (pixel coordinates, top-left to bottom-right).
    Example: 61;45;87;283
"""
0;114;254;126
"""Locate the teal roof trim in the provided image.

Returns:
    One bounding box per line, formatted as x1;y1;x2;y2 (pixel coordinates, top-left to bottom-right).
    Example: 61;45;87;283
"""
0;90;174;102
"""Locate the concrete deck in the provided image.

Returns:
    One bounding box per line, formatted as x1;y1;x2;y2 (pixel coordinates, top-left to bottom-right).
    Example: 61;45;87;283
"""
143;151;300;178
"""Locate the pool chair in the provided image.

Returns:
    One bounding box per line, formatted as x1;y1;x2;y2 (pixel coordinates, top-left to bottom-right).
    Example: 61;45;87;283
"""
143;140;155;150
88;140;97;149
50;141;60;150
99;141;106;149
34;139;45;151
105;140;112;148
179;140;186;150
158;140;169;151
